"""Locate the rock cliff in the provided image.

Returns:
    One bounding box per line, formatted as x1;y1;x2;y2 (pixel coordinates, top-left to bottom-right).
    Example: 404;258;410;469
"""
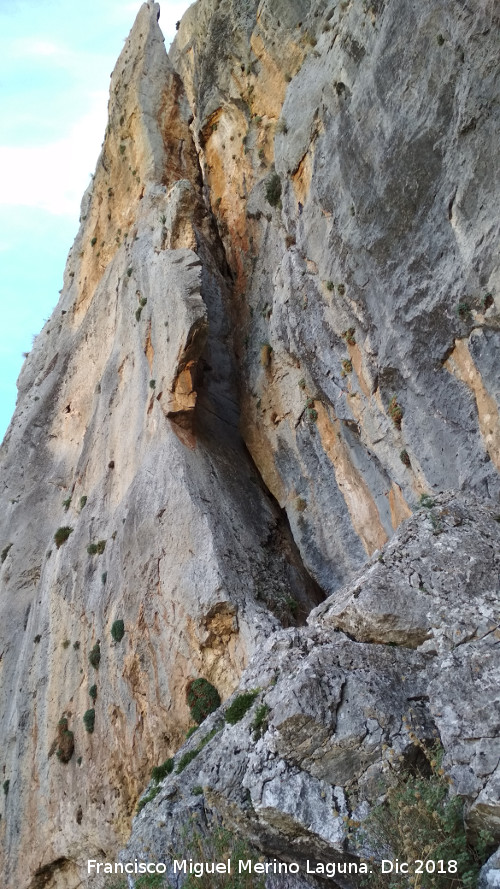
0;1;499;888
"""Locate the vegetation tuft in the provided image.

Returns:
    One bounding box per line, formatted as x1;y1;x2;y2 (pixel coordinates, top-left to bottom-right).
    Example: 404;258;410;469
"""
151;759;174;783
353;742;494;888
83;708;95;734
388;396;403;429
54;526;73;548
89;642;101;670
55;717;74;763
187;678;221;725
265;173;282;207
111;619;125;643
225;690;259;725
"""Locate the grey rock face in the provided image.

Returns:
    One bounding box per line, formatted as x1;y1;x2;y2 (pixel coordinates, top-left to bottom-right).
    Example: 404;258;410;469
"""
1;0;499;886
479;849;500;889
0;5;320;887
171;0;500;595
123;494;500;886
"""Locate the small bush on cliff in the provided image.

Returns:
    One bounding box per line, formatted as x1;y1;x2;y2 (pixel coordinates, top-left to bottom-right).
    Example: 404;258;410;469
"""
225;690;259;725
89;684;97;703
54;526;73;548
3;779;9;796
354;742;494;889
111;619;125;643
151;758;174;783
186;678;221;725
83;709;95;733
89;642;101;669
388;395;403;429
179;823;265;889
135;876;164;889
265;172;282;207
136;784;160;814
55;717;74;763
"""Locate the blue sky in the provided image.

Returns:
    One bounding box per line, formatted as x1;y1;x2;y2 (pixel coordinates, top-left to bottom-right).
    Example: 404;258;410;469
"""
0;0;191;441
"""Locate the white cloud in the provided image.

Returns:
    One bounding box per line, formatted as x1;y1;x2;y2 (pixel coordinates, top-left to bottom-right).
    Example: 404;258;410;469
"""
9;37;68;59
0;91;109;217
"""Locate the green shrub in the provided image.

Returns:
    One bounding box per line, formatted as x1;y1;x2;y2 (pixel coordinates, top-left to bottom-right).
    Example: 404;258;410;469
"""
151;758;174;783
187;678;221;725
136;784;160;814
186;726;198;739
400;449;411;467
83;709;95;733
90;237;97;246
62;640;70;649
73;641;80;650
305;398;318;424
326;280;334;291
265;172;282;207
79;496;87;509
149;379;156;389
3;780;9;796
355;743;494;889
87;540;106;555
135;306;143;321
176;749;200;774
54;526;73;548
89;642;101;669
135;874;165;889
111;619;125;643
456;301;471;320
192;785;204;795
419;493;435;509
225;690;259;725
179;823;265;889
55;717;74;763
89;684;97;703
341;359;353;374
62;497;71;511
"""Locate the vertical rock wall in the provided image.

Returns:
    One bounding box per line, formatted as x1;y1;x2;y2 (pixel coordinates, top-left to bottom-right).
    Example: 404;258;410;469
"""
0;5;320;887
0;0;499;886
171;0;500;592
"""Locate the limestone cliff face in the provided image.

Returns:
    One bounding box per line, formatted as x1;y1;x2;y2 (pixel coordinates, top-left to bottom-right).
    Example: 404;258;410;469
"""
0;1;499;887
171;0;500;591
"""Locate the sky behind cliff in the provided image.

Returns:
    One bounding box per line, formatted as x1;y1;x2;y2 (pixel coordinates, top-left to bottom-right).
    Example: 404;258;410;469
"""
0;0;190;441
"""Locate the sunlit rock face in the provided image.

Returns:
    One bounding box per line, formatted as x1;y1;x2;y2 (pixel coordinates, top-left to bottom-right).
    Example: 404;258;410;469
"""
0;0;499;886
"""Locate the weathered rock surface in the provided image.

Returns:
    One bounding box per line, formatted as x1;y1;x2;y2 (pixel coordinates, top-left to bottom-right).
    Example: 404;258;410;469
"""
123;494;500;887
172;0;500;593
0;5;320;888
0;0;499;887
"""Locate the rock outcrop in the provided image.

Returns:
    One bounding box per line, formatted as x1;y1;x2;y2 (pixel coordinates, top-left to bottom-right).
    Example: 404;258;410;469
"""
123;493;500;888
0;1;499;887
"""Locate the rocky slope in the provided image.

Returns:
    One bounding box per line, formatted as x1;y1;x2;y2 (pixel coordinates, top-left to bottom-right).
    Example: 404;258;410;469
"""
0;1;499;887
